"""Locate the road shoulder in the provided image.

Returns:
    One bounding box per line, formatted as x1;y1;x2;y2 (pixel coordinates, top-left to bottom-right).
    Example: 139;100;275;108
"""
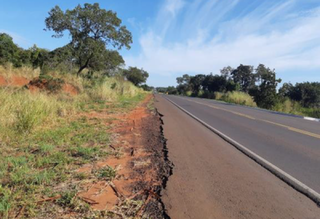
155;95;320;219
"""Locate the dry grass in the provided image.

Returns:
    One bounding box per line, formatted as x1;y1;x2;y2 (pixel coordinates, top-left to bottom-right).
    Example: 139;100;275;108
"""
0;65;148;218
0;88;77;140
215;91;257;107
0;63;40;80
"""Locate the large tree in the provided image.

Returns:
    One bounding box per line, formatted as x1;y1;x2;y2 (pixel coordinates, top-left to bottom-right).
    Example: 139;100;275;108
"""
189;74;206;96
45;3;132;75
281;82;320;108
251;64;281;109
220;66;234;80
231;64;255;92
123;67;149;86
176;74;191;95
0;33;21;66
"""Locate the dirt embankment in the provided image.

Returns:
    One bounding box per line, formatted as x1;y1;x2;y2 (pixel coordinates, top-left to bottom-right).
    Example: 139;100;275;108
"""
0;75;29;87
77;95;172;218
38;95;173;218
0;75;79;96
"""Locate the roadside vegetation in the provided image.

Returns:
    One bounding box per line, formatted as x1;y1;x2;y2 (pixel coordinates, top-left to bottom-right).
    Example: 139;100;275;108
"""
158;64;320;118
0;3;152;218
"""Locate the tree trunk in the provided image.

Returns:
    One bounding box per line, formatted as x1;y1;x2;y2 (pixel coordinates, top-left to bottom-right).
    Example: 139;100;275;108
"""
77;65;87;77
77;57;91;77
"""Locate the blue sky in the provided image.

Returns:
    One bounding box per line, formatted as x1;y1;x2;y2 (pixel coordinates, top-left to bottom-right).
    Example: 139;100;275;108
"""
1;0;320;87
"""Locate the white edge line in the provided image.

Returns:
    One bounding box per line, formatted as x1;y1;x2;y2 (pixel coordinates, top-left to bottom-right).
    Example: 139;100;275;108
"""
304;117;320;122
164;95;320;206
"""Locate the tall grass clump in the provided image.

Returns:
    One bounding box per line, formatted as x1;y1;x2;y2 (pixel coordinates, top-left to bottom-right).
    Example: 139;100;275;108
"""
216;91;257;107
273;99;320;118
0;88;76;139
86;77;144;102
272;99;303;115
0;64;40;80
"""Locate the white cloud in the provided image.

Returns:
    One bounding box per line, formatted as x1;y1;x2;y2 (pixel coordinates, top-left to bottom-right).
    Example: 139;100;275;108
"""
125;0;320;86
164;0;185;17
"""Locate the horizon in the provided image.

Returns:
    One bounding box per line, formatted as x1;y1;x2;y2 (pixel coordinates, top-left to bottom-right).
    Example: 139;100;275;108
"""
1;0;320;87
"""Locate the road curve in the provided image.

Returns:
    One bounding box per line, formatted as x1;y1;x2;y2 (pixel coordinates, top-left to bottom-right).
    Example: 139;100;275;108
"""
155;95;320;219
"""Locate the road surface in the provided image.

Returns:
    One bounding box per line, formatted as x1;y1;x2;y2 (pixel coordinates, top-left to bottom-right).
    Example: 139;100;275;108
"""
155;94;320;219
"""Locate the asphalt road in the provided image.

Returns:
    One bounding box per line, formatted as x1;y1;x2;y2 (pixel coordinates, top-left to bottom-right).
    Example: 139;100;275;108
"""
164;95;320;194
155;94;320;218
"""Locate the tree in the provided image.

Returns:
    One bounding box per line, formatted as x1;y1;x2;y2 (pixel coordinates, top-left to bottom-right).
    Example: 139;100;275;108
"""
45;3;132;75
250;64;281;109
298;83;320;108
176;74;191;95
220;66;234;80
278;83;294;98
140;84;154;92
202;74;227;93
123;67;149;86
0;33;21;66
231;64;255;92
167;86;178;94
189;74;206;96
279;82;320;108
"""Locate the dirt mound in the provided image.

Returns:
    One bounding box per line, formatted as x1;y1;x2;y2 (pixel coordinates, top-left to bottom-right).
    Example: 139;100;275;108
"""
62;83;79;96
26;77;79;96
0;75;6;86
11;76;29;86
0;75;30;87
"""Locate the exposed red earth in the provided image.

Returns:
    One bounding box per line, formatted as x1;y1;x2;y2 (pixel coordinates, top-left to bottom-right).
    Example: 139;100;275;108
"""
0;75;79;96
36;95;171;218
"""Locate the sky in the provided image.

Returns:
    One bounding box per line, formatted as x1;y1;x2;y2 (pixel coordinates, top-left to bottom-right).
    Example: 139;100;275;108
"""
1;0;320;87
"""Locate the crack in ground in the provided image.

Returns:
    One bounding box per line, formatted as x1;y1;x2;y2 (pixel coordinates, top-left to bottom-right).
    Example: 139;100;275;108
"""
157;110;174;219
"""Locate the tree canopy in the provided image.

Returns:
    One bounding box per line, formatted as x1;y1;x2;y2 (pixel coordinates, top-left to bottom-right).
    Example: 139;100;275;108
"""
123;67;149;86
45;3;132;75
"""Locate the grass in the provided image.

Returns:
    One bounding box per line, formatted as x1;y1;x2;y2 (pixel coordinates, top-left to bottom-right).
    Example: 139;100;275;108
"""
0;65;148;218
0;63;40;80
273;98;320;118
0;117;113;218
202;91;320;118
0;88;77;139
96;166;117;181
215;91;257;107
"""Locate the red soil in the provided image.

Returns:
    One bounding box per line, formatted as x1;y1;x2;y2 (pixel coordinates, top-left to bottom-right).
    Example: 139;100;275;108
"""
77;95;161;212
11;76;29;86
0;75;29;87
0;75;6;86
0;75;79;96
62;83;79;96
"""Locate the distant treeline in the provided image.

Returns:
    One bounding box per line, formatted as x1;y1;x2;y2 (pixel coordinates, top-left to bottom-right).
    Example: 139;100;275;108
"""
157;64;320;117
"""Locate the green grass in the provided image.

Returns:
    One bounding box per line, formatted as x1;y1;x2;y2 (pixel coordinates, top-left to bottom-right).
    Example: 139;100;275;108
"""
0;116;114;218
0;65;148;218
96;166;117;181
210;91;320;119
215;91;257;107
273;98;320;118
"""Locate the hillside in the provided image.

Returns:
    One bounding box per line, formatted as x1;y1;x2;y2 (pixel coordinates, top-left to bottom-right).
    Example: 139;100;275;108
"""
0;66;171;219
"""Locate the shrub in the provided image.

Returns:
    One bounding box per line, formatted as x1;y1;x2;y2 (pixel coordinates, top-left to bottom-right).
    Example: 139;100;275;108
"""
215;91;257;107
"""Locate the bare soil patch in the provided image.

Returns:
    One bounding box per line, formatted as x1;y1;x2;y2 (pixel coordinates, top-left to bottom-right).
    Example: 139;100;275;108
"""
0;75;79;96
76;95;172;218
11;75;29;86
0;75;7;86
0;75;29;87
36;95;172;218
